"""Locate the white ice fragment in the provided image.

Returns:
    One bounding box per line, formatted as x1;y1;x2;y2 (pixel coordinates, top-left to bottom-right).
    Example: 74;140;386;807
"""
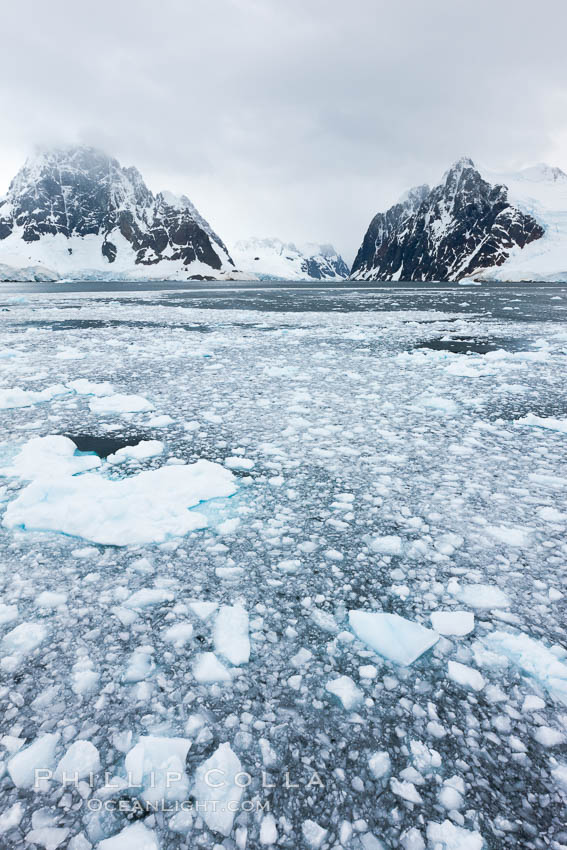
368;751;391;780
124;588;174;609
483;630;567;706
3;435;101;481
191;743;243;836
418;395;458;414
551;763;567;798
390;777;423;804
517;413;567;433
368;535;402;555
400;827;425;850
224;456;255;470
54;740;100;782
188;600;218;620
193;652;233;683
0;384;70;410
0;603;19;624
360;834;386;850
107;440;164;464
447;661;485;691
162;622;194;648
89;394;154;414
522;694;545;712
8;733;59;789
452;584;510;609
125;735;191;803
487;525;532;547
426;820;483;850
123;646;155;683
2;622;48;656
430;611;474;636
97;822;159;850
359;664;378;679
259;813;278;845
291;647;312;668
302;819;328;849
67;379;114;396
326;675;363;710
533;727;565;747
349;610;439;666
213;605;250;665
0;802;24;835
24;827;70;849
35;590;67;608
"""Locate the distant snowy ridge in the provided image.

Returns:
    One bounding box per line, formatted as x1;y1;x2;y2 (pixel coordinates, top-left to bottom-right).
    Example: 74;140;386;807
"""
351;157;567;282
231;237;349;280
0;146;250;281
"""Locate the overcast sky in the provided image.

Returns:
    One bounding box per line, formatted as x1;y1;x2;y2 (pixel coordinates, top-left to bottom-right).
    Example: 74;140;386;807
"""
2;0;567;262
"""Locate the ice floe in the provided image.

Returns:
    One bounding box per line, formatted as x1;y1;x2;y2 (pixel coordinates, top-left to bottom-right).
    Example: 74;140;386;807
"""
191;743;243;836
348;610;439;665
482;630;567;705
4;457;237;545
213;604;250;665
430;611;474;636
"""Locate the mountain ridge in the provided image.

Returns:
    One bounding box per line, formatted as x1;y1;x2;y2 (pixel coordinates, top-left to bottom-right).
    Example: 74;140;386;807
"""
351;158;567;282
231;237;349;281
0;146;242;281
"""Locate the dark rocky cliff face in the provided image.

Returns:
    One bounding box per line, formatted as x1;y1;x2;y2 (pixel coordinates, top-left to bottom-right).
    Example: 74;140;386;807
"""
351;158;544;281
0;146;233;273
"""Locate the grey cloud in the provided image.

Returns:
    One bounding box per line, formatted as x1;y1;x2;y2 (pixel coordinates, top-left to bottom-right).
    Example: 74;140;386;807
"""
1;0;566;262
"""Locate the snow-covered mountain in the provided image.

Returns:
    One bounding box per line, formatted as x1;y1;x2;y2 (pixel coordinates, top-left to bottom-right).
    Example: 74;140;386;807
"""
351;157;567;282
0;146;242;281
231;237;349;280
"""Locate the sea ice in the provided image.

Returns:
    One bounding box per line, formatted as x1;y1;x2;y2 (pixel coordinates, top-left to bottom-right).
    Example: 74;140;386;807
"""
325;675;363;710
517;413;567;433
452;583;510;609
348;611;439;665
0;802;23;836
368;535;403;555
0;384;70;410
4;459;237;545
88;393;154;414
426;820;483;850
213;604;250;665
8;733;59;789
24;827;70;848
162;622;194;647
430;611;474;636
54;740;100;782
302;820;328;848
368;751;391;779
447;660;485;691
125;735;191;803
188;600;218;619
2;621;48;655
107;440;164;464
193;652;233;683
2;435;101;481
97;821;159;850
191;743;243;836
224;456;255;470
482;630;567;705
67;378;114;396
